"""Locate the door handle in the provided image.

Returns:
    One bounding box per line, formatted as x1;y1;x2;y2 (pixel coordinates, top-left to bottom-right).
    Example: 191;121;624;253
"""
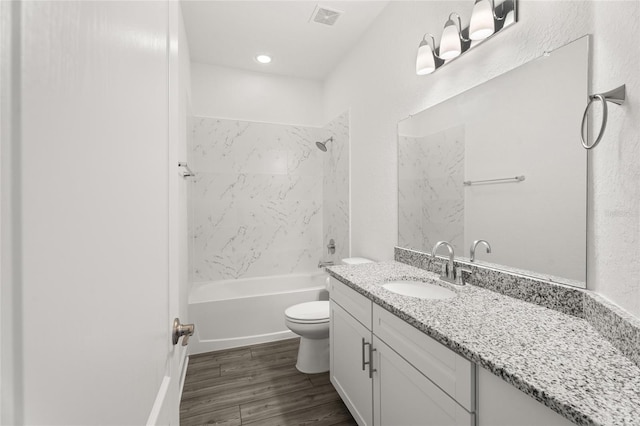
368;345;377;378
362;338;367;371
172;318;195;346
362;339;376;378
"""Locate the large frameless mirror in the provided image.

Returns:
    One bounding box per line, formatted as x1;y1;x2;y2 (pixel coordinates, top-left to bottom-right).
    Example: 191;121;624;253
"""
398;36;589;287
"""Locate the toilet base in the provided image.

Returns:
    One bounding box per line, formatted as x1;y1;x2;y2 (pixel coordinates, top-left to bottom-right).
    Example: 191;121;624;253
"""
295;337;329;374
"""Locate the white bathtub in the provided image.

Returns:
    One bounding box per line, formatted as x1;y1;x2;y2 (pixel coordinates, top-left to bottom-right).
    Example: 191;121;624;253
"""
188;271;328;354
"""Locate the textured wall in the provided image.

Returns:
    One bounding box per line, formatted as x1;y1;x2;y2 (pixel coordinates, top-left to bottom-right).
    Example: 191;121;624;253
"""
189;118;324;281
324;1;640;317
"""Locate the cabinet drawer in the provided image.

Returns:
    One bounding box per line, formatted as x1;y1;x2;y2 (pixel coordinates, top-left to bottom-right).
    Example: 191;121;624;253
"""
329;277;372;329
373;305;475;412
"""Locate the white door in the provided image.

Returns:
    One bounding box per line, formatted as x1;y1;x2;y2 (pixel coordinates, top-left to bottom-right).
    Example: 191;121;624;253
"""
1;1;186;424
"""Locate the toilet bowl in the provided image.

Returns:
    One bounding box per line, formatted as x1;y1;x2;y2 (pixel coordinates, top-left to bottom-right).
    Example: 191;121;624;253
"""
285;301;330;373
285;257;373;374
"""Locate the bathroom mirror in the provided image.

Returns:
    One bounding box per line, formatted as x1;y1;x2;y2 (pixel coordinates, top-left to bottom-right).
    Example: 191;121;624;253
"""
398;36;588;286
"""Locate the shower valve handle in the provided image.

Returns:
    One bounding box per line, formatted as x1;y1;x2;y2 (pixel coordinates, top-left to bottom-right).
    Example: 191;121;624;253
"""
327;239;336;255
172;318;195;346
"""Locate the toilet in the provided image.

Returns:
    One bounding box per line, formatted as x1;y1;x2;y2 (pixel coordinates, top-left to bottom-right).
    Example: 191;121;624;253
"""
285;257;373;374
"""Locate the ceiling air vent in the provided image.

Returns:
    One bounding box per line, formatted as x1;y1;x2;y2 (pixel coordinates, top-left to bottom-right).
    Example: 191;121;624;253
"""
309;5;343;26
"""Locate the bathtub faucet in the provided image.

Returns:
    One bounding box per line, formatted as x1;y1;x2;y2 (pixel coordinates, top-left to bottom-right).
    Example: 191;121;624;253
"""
318;260;334;268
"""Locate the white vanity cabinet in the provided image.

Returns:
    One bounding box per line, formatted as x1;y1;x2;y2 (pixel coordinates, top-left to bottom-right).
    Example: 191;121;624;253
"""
329;277;578;426
329;277;475;426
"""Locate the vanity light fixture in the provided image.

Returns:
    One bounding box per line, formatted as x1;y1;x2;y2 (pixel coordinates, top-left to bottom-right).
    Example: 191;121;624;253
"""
415;0;517;75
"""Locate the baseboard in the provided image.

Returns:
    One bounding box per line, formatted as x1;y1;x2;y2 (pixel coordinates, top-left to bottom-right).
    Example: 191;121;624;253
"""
146;375;170;426
179;348;189;397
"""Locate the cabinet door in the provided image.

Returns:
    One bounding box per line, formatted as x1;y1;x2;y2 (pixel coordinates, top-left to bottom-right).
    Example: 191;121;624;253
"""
331;301;373;426
373;305;475;412
373;337;474;426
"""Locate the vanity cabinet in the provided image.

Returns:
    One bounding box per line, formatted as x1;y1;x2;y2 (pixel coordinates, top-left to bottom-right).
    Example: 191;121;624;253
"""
329;277;475;426
329;277;577;426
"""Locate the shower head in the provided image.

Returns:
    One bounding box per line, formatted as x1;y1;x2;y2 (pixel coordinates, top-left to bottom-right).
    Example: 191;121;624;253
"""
316;137;333;152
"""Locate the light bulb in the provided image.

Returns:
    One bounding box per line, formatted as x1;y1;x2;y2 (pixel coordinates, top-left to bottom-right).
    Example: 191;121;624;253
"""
469;0;495;40
416;39;436;75
255;54;272;64
439;21;462;60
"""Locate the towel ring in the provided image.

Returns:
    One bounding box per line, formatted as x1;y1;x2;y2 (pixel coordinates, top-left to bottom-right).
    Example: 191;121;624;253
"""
580;84;626;150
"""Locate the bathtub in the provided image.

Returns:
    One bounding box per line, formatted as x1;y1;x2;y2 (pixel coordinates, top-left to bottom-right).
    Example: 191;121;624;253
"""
188;271;328;354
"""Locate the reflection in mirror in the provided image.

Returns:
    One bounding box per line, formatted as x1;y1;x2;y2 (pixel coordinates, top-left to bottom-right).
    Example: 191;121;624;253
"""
398;36;589;287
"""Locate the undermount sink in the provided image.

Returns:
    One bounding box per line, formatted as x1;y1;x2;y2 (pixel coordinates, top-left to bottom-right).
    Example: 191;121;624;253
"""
381;280;456;300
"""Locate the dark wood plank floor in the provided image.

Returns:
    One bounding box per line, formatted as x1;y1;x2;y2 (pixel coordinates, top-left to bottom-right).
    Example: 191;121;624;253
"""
180;338;357;426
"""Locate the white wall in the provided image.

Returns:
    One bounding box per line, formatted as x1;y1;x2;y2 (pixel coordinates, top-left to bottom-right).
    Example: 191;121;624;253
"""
191;62;324;127
324;1;640;317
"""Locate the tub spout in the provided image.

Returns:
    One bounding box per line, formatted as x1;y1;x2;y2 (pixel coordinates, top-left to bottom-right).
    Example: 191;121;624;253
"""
318;260;334;268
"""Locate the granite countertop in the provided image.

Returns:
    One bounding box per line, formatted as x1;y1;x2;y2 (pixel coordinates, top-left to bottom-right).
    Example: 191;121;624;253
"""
327;261;640;426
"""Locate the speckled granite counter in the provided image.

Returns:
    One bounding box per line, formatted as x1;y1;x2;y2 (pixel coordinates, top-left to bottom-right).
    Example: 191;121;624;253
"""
327;261;640;426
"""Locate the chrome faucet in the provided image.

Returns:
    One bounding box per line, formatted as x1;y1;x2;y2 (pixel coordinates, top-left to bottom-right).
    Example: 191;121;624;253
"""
470;239;492;262
431;241;456;284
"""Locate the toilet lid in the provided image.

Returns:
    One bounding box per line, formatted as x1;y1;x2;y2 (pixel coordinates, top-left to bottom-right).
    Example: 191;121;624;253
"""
285;301;329;322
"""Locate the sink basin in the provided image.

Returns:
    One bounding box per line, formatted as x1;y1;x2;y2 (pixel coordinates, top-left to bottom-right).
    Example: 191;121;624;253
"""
381;280;456;300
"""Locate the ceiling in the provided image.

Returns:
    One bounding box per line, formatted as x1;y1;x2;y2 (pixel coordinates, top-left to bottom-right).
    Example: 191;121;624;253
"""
181;1;390;80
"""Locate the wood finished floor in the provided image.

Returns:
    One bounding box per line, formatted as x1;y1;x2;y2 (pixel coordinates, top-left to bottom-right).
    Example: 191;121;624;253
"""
180;338;357;426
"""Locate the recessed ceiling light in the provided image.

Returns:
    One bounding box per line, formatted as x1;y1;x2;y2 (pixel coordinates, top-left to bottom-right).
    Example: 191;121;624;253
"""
256;54;272;64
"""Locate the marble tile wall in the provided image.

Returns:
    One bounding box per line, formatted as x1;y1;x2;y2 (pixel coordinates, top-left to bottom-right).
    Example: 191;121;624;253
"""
189;117;324;281
398;125;464;252
322;112;350;264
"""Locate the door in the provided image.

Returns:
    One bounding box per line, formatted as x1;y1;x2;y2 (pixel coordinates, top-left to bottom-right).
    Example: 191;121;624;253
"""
330;301;373;426
3;1;186;424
